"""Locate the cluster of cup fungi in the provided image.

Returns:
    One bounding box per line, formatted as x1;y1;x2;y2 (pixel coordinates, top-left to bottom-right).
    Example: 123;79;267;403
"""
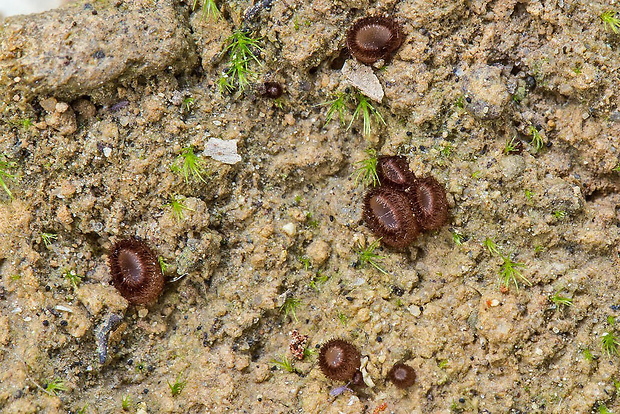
313;16;446;397
102;13;441;402
344;15;449;245
363;155;449;247
318;338;416;390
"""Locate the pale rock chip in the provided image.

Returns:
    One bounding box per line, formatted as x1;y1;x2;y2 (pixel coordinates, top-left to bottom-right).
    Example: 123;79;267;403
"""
342;60;384;102
360;356;375;387
204;138;242;165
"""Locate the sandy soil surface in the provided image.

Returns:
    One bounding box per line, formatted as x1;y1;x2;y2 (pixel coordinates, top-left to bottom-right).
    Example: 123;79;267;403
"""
1;0;620;413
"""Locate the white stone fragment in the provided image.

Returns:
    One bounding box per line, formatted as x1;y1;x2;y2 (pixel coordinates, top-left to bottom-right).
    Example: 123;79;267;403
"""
351;277;366;287
204;138;242;165
55;305;74;313
55;102;69;113
409;305;421;317
282;222;296;237
342;59;384;102
347;395;359;406
136;402;148;414
360;356;375;387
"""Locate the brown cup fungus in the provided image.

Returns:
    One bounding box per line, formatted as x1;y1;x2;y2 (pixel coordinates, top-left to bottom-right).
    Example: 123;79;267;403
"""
318;339;361;381
346;16;404;65
363;187;421;248
108;238;164;305
388;362;416;389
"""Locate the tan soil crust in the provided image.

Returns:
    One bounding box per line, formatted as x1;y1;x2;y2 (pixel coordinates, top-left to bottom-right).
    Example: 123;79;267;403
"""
1;0;620;413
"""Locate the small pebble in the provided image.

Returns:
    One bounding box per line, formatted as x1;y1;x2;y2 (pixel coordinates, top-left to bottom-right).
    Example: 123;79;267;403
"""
409;305;421;317
282;223;296;237
55;102;69;113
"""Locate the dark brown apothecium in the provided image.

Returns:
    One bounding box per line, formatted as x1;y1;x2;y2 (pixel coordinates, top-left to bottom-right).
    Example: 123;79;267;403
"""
108;238;164;305
318;339;361;381
388;362;416;389
346;16;404;65
410;176;449;231
376;155;416;189
363;186;422;248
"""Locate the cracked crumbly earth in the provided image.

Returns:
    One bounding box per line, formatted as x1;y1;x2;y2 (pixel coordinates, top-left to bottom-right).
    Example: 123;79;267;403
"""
1;0;620;413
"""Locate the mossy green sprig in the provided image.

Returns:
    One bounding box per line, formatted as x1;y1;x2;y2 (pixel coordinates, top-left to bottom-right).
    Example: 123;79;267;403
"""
218;30;263;93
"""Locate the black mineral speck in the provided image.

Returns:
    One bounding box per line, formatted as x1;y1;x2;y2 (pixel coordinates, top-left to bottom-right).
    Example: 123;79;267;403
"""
60;320;68;326
42;320;49;327
525;75;536;89
391;285;405;296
